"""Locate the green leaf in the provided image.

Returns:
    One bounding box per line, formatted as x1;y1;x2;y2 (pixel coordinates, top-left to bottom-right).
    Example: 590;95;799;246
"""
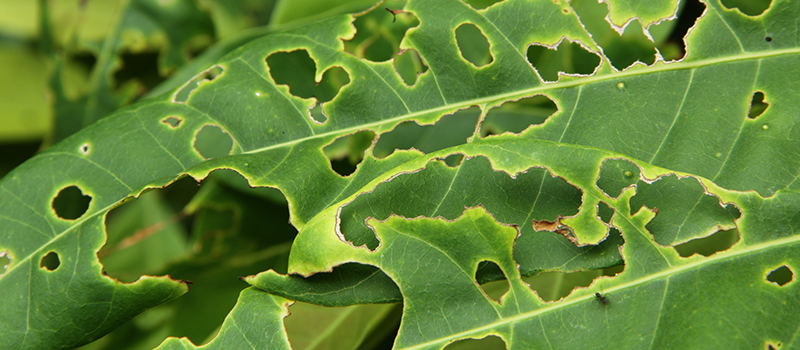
2;0;800;348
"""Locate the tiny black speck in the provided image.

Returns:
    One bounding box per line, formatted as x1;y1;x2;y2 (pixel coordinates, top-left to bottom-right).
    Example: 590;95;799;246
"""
766;36;773;42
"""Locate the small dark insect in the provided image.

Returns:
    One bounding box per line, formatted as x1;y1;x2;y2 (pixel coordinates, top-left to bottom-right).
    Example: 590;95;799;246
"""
595;292;609;305
765;36;773;42
386;7;404;23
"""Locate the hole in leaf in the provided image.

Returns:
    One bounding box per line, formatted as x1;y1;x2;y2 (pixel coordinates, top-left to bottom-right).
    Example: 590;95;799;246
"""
651;0;706;61
394;49;428;86
444;335;507;350
481;95;558;136
569;0;656;69
79;143;90;155
0;251;10;275
526;41;600;82
344;5;419;62
455;23;493;67
162;116;183;128
596;158;640;198
374;107;480;159
476;261;509;303
286;302;402;350
173;65;224;103
597;202;614;224
674;229;740;257
323;130;376;177
525;264;624;302
40;251;60;271
443;154;464;167
767;265;793;287
721;0;772;16
767;343;781;350
52;185;92;220
266;50;351;118
765;36;773;42
113;51;164;93
461;0;505;10
193;125;233;160
748;91;769;119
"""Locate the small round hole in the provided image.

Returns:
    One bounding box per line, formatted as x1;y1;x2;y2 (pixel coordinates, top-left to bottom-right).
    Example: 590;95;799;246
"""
52;186;92;220
765;36;773;42
161;116;183;128
767;265;793;286
40;251;60;271
79;144;90;155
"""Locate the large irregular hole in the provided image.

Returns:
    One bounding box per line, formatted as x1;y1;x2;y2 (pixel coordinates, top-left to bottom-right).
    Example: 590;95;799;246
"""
374;107;480;159
266;50;350;103
323;130;376;177
597;201;614;224
52;185;92;220
524;264;624;302
721;0;772;16
444;335;507;350
340;156;583;250
266;50;350;124
193;125;234;160
596;158;640;198
461;0;505;10
569;0;656;69
748;91;769;119
481;95;558;136
630;175;742;246
526;41;600;82
394;49;429;86
40;251;60;271
650;0;706;61
475;261;509;303
674;229;740;257
173;65;223;103
767;265;793;287
455;23;493;67
286;303;402;350
344;5;420;62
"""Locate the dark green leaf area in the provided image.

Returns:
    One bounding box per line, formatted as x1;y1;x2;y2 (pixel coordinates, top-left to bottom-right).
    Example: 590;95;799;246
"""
514;228;624;276
630;174;740;246
596;158;640;198
251;263;402;306
154;288;292;350
340;156;582;250
0;216;188;350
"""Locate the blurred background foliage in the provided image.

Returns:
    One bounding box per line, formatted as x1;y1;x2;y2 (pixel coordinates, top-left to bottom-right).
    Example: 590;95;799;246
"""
0;0;768;349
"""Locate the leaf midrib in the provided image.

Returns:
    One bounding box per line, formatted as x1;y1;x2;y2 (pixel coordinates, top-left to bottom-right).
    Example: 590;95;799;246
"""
239;47;800;157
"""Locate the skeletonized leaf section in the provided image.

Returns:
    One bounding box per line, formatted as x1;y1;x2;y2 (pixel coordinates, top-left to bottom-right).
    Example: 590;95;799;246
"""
339;156;582;250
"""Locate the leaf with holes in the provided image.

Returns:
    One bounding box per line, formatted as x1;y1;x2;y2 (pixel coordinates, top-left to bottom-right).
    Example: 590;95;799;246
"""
1;0;800;349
